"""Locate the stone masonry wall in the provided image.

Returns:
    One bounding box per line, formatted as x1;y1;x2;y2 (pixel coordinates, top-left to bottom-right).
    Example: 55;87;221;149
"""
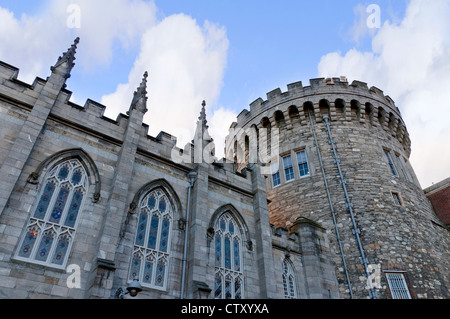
226;78;450;299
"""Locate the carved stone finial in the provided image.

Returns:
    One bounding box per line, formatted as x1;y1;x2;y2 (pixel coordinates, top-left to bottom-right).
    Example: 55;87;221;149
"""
198;100;208;129
130;71;149;114
51;37;80;79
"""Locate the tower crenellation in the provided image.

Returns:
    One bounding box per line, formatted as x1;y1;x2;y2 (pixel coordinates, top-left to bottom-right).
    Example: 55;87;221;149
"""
230;77;411;166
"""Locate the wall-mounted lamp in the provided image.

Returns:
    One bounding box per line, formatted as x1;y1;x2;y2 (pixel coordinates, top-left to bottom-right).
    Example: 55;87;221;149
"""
115;276;142;299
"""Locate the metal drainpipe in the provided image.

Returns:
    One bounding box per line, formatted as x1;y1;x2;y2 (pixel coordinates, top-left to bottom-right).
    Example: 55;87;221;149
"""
308;112;354;299
180;171;198;299
322;115;377;299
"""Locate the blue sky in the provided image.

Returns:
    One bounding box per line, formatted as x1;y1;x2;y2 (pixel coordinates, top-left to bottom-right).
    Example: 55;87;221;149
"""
0;0;448;188
0;0;408;108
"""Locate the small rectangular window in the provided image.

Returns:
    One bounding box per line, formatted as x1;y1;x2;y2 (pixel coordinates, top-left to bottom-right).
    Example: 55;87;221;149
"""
392;192;402;206
296;150;310;177
283;155;294;182
271;162;280;187
384;150;398;177
386;273;411;299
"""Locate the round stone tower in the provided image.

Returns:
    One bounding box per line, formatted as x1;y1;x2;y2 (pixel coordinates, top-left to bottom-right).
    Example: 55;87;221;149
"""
225;77;449;299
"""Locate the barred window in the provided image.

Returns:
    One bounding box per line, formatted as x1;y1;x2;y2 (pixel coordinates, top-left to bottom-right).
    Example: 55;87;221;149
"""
129;189;173;290
214;213;244;299
15;159;88;269
386;273;411;299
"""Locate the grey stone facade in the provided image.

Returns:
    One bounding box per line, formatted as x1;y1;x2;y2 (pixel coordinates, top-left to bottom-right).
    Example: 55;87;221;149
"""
0;40;448;299
225;76;449;299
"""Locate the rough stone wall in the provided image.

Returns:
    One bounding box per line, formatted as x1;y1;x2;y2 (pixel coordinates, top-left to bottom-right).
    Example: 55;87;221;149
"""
226;77;450;299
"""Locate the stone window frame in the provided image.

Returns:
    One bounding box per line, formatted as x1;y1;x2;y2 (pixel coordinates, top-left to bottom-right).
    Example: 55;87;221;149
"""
127;180;182;292
128;188;174;291
282;257;298;299
282;154;295;183
13;156;92;271
208;204;251;300
294;148;310;179
213;212;245;299
390;191;404;206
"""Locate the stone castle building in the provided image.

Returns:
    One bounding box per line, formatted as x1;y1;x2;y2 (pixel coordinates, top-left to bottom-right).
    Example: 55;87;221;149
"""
0;38;448;299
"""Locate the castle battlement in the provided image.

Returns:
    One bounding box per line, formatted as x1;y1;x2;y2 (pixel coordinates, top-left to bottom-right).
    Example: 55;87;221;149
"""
229;77;411;159
0;59;260;185
239;77;401;126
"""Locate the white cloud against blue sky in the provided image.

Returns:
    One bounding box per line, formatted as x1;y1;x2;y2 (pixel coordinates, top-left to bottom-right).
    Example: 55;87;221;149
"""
0;0;448;188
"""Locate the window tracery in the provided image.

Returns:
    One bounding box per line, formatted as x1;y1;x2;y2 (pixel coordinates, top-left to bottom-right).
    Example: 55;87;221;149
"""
214;212;244;299
129;189;173;290
16;159;88;268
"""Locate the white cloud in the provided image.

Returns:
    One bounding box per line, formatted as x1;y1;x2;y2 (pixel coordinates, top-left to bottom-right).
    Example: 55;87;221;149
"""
318;0;450;188
349;4;378;43
101;14;230;151
0;6;60;82
0;0;157;82
64;0;157;70
208;107;239;159
0;1;232;155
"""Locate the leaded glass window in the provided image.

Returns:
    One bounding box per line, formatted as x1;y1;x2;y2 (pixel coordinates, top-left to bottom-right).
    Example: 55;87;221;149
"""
282;259;298;299
15;159;88;268
214;213;244;299
129;189;173;290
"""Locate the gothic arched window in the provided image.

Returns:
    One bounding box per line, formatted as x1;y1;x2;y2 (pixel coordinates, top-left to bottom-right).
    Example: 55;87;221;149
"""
282;258;298;299
15;159;89;268
129;189;173;290
214;212;244;299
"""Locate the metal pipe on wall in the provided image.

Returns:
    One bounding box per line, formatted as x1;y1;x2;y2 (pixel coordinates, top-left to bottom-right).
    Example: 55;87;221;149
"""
180;171;198;299
308;112;354;299
322;115;377;299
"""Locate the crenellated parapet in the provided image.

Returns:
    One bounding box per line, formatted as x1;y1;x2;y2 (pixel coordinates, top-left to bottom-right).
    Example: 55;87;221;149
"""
0;58;189;157
227;77;411;160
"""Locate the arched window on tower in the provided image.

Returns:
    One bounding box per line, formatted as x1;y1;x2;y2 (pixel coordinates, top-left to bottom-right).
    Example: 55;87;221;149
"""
129;188;173;290
15;159;89;269
282;258;298;299
214;212;244;299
